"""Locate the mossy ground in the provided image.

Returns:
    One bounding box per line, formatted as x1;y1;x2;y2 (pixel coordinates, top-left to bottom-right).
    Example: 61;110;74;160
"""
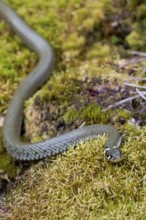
3;132;146;219
0;0;146;219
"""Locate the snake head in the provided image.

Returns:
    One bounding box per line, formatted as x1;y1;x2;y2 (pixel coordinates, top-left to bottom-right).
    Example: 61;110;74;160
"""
104;147;122;163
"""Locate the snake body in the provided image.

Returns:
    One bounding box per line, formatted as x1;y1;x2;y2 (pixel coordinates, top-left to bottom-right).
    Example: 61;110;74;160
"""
0;0;122;162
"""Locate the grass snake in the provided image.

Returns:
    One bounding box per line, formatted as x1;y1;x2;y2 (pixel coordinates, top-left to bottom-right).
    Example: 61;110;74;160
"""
0;0;122;162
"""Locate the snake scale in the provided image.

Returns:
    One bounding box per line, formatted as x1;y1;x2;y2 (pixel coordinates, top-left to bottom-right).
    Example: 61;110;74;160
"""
0;0;122;162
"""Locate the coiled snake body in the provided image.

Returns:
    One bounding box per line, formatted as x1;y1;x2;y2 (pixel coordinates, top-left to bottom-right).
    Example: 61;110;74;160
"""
0;0;122;162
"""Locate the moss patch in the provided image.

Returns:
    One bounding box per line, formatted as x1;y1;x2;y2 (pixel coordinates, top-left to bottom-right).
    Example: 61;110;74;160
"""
0;128;18;178
24;64;129;142
3;130;146;219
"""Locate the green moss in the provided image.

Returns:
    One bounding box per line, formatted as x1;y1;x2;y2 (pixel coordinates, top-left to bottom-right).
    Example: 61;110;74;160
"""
112;109;132;123
63;109;79;125
136;4;146;19
0;0;138;114
110;35;122;45
86;43;111;59
126;31;145;49
62;33;85;50
0;128;18;178
0;128;4;154
0;155;18;178
121;122;142;136
24;57;128;141
0;20;36;113
126;0;142;10
63;104;112;125
41;69;81;104
81;104;111;124
1;0;146;219
72;1;107;30
3;129;146;219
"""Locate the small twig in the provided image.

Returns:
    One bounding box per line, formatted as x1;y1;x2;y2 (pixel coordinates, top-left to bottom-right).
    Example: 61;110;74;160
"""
118;57;146;68
135;91;146;94
102;95;140;112
136;88;146;100
129;91;146;96
104;53;146;111
125;82;146;90
134;69;146;101
127;77;146;82
141;67;146;75
127;50;146;57
79;122;86;128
